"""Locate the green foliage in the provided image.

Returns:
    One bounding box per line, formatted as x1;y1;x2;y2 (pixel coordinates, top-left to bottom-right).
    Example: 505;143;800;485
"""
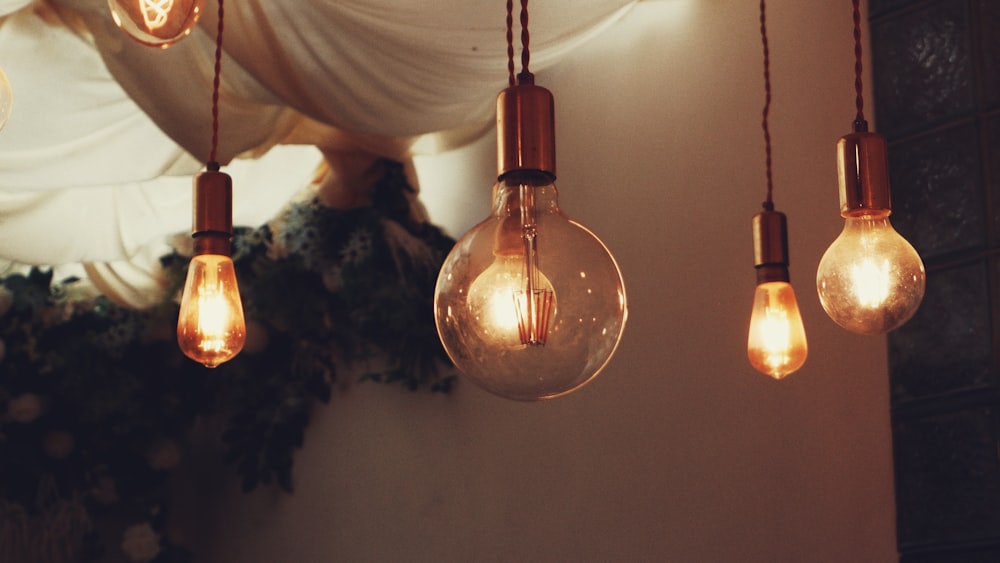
0;159;455;562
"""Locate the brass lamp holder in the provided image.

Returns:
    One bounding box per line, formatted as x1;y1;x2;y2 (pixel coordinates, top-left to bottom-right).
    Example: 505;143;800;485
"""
837;119;892;219
192;166;233;257
497;72;556;181
753;207;791;285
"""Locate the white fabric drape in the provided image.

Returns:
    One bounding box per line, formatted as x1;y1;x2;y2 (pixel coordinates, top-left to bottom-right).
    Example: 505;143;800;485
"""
0;0;635;305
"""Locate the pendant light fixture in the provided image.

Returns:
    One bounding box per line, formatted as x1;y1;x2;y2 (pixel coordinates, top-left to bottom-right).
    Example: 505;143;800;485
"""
176;0;246;368
815;0;925;335
109;0;205;48
433;0;628;401
746;0;807;380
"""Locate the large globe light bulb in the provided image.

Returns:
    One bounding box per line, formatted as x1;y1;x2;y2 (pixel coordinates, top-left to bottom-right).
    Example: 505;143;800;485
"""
434;79;627;401
747;210;807;379
816;127;925;335
108;0;204;48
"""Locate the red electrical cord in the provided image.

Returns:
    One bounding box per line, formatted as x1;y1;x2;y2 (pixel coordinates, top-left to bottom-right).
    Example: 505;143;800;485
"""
208;0;225;170
852;0;867;132
759;0;774;211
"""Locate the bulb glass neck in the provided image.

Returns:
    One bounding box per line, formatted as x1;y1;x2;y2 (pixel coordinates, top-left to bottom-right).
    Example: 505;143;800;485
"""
752;209;790;284
837;128;892;218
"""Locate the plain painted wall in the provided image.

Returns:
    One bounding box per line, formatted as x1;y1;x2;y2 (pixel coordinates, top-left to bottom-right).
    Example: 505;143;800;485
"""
183;1;898;561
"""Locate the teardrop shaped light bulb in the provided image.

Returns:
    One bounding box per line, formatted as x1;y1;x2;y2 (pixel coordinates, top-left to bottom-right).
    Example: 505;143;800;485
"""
177;253;246;367
747;209;807;379
747;281;808;379
108;0;205;48
176;169;246;368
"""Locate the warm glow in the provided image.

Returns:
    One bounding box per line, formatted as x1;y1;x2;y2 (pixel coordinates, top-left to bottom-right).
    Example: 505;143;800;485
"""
747;281;807;379
177;254;246;368
109;0;204;48
817;215;925;335
141;0;174;30
466;254;556;349
849;257;892;308
434;180;627;401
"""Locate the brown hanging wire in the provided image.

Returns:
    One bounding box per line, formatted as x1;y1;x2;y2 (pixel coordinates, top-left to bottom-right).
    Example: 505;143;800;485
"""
207;0;225;171
193;0;233;247
852;0;867;132
753;0;790;283
759;0;774;212
506;0;534;86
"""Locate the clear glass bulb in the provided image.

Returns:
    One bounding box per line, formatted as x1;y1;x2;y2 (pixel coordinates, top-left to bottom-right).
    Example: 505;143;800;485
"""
0;65;11;133
747;281;808;379
816;215;925;335
434;175;627;401
177;253;246;368
108;0;205;48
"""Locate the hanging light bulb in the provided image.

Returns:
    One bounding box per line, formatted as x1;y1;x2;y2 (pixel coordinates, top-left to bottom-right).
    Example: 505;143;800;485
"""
0;65;11;133
746;0;806;379
817;0;925;335
177;168;246;367
747;209;807;379
816;126;924;335
176;0;244;367
434;74;627;401
108;0;205;48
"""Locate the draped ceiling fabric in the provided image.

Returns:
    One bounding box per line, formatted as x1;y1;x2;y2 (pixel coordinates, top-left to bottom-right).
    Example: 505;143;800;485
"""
0;0;636;307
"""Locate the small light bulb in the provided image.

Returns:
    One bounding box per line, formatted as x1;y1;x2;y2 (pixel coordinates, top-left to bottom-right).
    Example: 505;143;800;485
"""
466;252;556;349
748;209;807;379
108;0;205;48
747;281;808;379
816;215;925;335
177;253;246;367
177;169;245;368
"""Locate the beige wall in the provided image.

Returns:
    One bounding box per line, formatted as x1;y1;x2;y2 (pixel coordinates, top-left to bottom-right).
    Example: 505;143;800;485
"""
188;1;898;561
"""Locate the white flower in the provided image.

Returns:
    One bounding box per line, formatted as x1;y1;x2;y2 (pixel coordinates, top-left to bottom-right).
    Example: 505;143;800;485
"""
147;440;182;471
91;475;119;505
43;430;74;459
121;522;161;563
7;393;42;423
0;286;11;317
243;319;270;355
321;267;343;293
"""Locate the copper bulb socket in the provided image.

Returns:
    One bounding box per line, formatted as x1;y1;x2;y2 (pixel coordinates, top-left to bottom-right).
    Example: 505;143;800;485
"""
752;209;790;284
497;82;557;179
192;169;233;256
837;130;892;218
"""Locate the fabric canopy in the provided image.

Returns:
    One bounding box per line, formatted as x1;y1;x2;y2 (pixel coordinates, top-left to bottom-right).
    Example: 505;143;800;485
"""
0;0;635;306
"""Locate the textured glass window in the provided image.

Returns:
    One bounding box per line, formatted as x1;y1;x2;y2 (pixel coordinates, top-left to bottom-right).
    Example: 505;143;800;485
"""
889;262;993;404
894;407;1000;549
889;123;985;259
872;1;975;137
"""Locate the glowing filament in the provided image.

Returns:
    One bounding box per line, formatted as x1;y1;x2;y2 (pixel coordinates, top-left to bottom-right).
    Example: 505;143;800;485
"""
140;0;174;30
849;257;891;308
